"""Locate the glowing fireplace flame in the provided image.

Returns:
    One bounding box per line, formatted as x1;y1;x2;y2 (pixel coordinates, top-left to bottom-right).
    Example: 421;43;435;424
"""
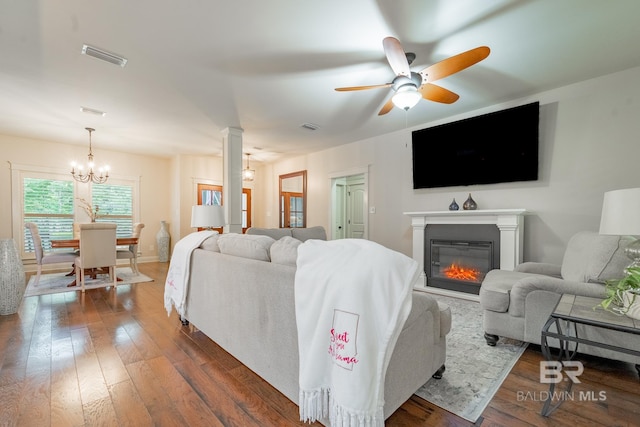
443;263;480;282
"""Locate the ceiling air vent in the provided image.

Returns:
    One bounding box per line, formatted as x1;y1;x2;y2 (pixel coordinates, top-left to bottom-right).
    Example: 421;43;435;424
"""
80;106;106;116
82;44;128;67
301;123;319;131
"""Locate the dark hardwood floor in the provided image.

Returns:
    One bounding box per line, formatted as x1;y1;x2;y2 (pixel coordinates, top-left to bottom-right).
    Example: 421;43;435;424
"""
1;262;638;426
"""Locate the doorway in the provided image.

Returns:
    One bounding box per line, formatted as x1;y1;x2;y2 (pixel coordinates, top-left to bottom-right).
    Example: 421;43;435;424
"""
330;169;368;240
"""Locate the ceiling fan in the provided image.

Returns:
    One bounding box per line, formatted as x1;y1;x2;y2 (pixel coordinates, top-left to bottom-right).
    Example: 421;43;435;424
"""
335;37;490;115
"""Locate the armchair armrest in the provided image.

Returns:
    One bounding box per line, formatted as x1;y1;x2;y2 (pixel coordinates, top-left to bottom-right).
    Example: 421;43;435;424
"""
515;262;562;278
509;275;606;317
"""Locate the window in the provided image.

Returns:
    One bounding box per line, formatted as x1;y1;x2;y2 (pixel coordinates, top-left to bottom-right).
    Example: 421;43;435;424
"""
92;183;134;237
11;163;139;259
281;192;304;228
23;177;75;253
242;189;251;233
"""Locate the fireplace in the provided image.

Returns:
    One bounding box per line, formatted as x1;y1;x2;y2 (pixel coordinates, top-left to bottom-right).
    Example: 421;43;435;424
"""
425;224;500;295
404;209;527;299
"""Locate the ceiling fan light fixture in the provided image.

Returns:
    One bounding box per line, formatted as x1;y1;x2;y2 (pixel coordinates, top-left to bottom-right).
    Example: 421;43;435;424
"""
392;85;421;111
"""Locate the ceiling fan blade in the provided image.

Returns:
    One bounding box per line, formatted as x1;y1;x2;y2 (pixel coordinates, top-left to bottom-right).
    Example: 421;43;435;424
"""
419;83;460;104
382;37;411;77
335;83;393;92
378;98;395;116
419;46;490;83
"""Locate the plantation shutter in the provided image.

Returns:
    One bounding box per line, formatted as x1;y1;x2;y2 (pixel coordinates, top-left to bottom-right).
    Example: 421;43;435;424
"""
23;178;75;252
92;183;133;237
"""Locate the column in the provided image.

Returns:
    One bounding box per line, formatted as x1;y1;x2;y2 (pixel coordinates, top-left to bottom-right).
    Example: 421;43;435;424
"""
221;127;244;234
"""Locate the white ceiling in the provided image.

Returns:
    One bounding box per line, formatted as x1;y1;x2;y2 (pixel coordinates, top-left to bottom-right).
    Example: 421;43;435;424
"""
2;1;640;163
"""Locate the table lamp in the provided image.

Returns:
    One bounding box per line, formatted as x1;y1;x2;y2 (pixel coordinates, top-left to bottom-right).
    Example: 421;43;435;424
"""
191;205;225;230
599;187;640;272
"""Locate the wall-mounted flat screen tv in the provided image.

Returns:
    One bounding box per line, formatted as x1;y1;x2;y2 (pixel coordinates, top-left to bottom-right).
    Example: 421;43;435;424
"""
412;101;539;189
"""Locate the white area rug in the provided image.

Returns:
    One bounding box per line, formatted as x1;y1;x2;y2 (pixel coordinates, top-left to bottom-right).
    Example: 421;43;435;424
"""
414;294;527;423
25;267;154;297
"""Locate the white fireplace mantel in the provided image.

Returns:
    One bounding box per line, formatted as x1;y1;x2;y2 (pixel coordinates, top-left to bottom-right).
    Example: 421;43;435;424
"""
404;209;528;291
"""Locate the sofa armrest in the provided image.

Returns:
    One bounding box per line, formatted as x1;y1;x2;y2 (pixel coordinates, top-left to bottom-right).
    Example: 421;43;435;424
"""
515;262;562;278
509;275;606;317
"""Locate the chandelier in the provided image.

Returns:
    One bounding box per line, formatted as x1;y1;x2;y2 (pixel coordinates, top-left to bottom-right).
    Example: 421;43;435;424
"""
70;127;109;184
242;153;255;181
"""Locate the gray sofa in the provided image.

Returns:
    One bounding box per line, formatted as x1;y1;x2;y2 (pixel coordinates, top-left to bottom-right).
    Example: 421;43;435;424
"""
480;231;640;365
182;229;451;421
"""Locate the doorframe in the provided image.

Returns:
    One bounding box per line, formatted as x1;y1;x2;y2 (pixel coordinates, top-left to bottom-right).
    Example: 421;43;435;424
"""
328;166;369;240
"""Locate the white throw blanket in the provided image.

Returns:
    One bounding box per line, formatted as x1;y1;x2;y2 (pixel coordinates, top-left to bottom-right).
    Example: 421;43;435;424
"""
295;239;419;426
164;230;217;317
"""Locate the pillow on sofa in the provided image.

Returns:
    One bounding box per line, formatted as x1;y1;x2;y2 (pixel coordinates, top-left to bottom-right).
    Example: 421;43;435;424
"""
291;226;327;242
217;233;275;262
270;236;302;266
561;231;631;283
245;227;292;240
586;235;633;283
199;233;220;252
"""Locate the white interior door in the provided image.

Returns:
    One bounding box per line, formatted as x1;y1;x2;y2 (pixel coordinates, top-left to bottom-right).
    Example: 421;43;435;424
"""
334;182;346;239
346;180;365;238
330;170;367;240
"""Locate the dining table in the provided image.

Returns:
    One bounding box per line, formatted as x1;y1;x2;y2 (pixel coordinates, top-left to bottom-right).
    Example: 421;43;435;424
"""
50;237;138;249
50;237;139;286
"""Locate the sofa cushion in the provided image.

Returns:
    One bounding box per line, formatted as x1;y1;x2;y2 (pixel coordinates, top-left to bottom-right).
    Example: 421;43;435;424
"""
199;233;220;252
217;233;275;262
246;227;292;240
270;236;302;266
291;226;327;242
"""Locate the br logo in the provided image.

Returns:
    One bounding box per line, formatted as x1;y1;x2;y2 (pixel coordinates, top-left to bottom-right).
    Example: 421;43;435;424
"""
539;361;584;384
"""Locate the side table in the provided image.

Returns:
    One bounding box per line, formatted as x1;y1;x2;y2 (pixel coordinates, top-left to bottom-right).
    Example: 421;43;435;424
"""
540;294;640;416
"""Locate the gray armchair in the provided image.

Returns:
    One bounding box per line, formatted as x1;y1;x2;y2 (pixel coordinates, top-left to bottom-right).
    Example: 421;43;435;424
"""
480;231;640;366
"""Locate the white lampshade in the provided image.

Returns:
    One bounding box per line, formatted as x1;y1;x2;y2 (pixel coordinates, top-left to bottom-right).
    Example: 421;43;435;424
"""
599;188;640;236
392;86;422;111
191;205;225;229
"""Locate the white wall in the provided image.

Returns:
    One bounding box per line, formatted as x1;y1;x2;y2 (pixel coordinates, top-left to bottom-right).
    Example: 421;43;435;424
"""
258;66;640;265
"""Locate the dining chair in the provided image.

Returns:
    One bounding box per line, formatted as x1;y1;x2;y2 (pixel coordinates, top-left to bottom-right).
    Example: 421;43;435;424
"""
25;222;77;286
116;222;145;275
75;223;117;293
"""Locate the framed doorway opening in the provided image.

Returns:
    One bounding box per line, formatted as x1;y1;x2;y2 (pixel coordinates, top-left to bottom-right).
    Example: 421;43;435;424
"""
329;167;369;240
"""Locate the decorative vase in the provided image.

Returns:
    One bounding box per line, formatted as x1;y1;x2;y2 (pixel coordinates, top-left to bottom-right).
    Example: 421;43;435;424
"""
463;193;477;210
156;221;171;262
0;239;26;315
449;198;459;211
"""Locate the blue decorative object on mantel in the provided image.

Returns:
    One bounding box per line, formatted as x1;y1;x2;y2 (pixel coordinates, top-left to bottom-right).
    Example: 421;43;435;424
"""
449;198;459;211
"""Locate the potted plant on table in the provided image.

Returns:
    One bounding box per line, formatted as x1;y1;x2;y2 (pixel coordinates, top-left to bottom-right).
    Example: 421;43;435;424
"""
596;266;640;319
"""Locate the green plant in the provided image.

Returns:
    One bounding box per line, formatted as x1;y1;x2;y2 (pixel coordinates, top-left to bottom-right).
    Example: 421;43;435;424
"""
596;266;640;315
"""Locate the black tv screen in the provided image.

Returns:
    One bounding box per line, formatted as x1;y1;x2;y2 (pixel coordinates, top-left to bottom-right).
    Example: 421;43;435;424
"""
412;102;539;189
